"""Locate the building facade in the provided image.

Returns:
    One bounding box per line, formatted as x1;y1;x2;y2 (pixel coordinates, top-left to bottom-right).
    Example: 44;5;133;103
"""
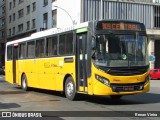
6;0;37;41
3;0;160;69
81;0;160;69
6;0;80;41
0;0;6;65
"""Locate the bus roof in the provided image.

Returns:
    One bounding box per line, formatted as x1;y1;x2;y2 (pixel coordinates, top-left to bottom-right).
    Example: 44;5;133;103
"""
6;19;145;46
6;22;89;46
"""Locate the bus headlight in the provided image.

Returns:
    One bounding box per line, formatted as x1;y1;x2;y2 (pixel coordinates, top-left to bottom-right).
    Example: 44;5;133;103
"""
95;74;110;86
144;75;150;85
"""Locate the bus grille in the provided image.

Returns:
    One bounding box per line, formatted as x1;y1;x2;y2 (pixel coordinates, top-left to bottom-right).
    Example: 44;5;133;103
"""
99;66;148;76
110;82;144;92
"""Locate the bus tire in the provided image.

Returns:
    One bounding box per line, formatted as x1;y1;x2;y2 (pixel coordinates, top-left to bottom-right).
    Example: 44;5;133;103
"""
65;77;76;101
21;74;28;91
110;95;122;100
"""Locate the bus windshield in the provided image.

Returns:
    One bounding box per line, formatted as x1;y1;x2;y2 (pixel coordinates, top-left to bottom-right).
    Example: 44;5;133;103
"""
92;34;149;67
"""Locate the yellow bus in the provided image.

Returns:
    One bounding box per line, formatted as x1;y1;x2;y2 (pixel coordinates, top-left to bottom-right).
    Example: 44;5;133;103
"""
5;20;150;100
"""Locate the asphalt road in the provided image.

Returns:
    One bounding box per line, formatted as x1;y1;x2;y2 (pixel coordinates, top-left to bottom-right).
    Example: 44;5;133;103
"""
0;75;160;120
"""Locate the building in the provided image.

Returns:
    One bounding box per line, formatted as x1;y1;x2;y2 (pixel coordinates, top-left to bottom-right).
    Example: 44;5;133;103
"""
0;0;6;66
81;0;160;69
3;0;160;69
6;0;37;41
5;0;80;41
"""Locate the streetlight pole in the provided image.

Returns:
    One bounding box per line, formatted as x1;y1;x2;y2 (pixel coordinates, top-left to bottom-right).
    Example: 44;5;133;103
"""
54;5;74;25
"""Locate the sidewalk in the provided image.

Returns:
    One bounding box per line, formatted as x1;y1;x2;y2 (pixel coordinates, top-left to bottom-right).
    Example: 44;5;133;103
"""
150;80;160;88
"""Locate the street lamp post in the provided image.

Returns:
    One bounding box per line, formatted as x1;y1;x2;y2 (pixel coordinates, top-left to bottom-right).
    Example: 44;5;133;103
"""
54;5;74;25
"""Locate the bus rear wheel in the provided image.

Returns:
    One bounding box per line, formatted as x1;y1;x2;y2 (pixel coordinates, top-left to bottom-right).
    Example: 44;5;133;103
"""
65;77;76;101
21;74;28;91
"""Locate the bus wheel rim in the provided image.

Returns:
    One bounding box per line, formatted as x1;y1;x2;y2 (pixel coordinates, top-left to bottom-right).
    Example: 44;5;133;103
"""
22;78;26;89
67;81;74;96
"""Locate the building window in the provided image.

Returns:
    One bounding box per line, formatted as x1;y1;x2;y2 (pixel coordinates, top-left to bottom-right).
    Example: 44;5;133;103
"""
18;24;23;32
2;31;5;38
2;19;5;27
32;2;36;12
12;27;15;35
9;2;12;10
43;13;48;29
26;21;30;30
154;6;160;28
13;0;16;8
9;15;12;23
19;0;24;4
44;0;48;6
9;29;11;36
32;19;36;28
52;10;57;28
27;5;30;14
52;0;57;2
18;9;24;18
155;0;160;3
13;13;15;21
2;6;5;13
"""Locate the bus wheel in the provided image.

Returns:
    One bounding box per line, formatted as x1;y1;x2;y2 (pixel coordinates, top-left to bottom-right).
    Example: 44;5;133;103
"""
65;77;76;101
110;95;122;100
21;74;28;91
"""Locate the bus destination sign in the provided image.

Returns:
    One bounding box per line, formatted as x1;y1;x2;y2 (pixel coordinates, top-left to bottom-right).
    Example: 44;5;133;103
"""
96;21;143;31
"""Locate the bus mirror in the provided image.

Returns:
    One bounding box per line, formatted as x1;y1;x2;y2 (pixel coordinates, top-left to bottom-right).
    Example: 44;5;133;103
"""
91;37;96;49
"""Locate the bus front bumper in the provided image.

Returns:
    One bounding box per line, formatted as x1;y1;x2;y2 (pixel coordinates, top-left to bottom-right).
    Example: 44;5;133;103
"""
92;80;150;96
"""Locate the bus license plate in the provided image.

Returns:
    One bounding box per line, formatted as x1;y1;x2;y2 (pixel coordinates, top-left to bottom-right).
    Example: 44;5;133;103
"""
123;86;134;91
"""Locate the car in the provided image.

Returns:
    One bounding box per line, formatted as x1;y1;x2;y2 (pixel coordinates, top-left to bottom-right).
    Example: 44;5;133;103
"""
149;69;160;79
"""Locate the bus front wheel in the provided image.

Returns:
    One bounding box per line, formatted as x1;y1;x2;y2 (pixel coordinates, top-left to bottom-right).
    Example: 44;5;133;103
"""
65;77;76;101
21;74;28;91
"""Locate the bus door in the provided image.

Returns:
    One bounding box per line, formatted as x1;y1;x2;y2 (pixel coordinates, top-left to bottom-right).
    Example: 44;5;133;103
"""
76;33;88;92
13;43;18;83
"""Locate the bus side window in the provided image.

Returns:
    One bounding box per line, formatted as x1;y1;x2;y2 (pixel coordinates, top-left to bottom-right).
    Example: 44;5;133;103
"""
46;37;52;56
46;36;57;56
53;45;57;55
52;36;58;55
59;33;73;55
27;41;35;58
7;46;13;60
19;43;26;59
36;39;45;58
